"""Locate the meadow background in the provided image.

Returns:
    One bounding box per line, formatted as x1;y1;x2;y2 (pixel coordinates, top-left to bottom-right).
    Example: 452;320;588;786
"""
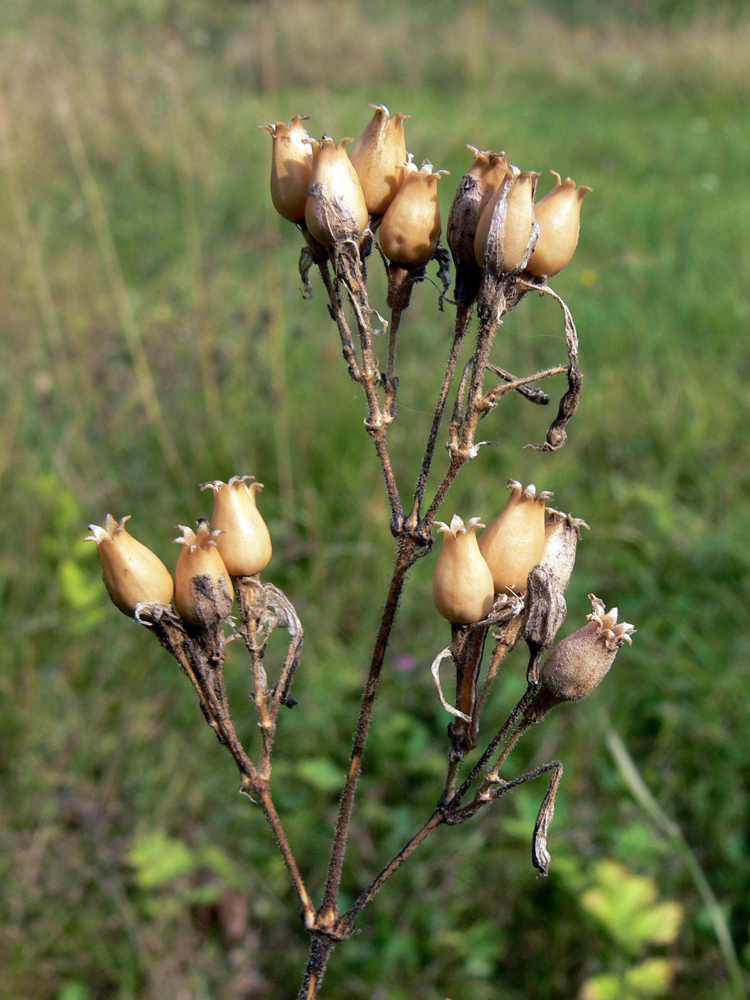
2;0;750;998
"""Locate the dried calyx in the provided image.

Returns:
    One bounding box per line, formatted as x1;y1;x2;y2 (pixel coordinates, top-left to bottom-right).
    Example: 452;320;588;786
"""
539;508;589;594
527;172;592;278
475;169;540;275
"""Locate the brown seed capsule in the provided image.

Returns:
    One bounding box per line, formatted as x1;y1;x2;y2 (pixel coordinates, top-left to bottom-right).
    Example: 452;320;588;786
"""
349;104;409;216
474;169;539;273
447;146;511;267
173;519;234;627
526;172;592;277
304;136;369;248
527;595;635;720
540;508;590;594
478;480;552;595
379;158;448;266
259;116;319;224
433;515;495;625
200;476;272;577
87;514;174;616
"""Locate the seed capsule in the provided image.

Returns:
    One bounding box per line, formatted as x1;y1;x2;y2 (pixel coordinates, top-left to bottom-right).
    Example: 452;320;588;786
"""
349;104;409;216
379;158;448;266
478;480;552;595
259;116;319;224
474;169;539;273
540;508;589;594
173;519;234;627
527;595;635;720
447;146;511;267
526;172;592;277
433;515;495;625
304;136;369;248
87;514;174;616
200;476;272;577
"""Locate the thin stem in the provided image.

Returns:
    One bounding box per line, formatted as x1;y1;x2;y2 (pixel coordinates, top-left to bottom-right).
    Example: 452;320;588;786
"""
340;808;444;933
383;303;403;419
257;786;316;923
316;262;362;381
476;616;525;721
319;538;422;922
409;299;473;527
450;685;537;808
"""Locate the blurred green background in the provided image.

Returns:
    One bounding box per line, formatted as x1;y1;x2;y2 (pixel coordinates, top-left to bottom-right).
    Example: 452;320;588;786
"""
2;0;749;998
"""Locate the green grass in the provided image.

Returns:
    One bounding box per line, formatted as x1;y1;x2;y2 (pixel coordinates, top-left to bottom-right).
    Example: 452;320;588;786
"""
1;1;749;998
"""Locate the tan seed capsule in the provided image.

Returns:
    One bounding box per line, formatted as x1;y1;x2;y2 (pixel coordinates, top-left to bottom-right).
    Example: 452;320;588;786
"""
433;515;495;625
527;595;635;720
349;104;409;216
447;146;511;267
200;476;272;577
304;136;369;248
173;519;234;627
478;480;552;595
87;514;174;616
259;116;319;224
379;158;448;266
540;508;590;594
526;172;592;277
474;169;539;273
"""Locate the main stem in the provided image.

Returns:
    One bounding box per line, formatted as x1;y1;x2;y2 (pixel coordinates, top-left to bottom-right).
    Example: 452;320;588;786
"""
318;537;422;923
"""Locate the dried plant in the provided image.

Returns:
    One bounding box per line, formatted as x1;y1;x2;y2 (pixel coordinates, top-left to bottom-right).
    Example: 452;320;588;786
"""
89;105;635;998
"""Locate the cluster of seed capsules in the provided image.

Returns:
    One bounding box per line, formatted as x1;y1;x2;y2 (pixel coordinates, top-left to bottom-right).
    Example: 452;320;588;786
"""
261;104;591;275
433;481;635;715
87;477;272;628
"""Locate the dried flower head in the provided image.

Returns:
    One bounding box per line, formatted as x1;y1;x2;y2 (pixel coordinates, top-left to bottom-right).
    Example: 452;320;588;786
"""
475;169;539;273
304;136;369;248
540;508;590;594
447;146;511;268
